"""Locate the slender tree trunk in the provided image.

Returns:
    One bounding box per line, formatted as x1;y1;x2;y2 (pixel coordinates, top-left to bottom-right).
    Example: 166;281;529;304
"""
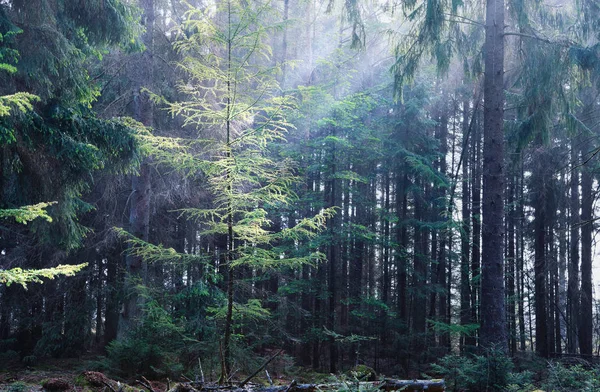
567;142;580;353
437;110;449;351
507;171;517;355
517;164;527;351
471;113;482;346
95;257;104;346
411;181;428;366
223;6;234;376
557;171;567;355
533;151;548;358
579;144;593;355
460;99;473;352
381;171;391;348
326;127;338;374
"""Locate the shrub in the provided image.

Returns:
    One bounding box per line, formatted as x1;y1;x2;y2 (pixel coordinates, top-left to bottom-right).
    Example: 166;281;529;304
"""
542;362;600;392
430;349;513;392
103;299;187;378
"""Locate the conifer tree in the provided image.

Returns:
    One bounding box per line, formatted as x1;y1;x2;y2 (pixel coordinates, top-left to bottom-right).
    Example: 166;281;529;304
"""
131;0;333;378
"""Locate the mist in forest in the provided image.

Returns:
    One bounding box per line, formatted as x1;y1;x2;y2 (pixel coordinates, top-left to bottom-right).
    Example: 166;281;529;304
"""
1;0;600;390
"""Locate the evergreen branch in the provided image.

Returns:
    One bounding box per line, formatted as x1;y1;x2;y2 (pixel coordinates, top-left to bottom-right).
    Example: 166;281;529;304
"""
0;263;87;289
503;31;574;47
0;202;57;224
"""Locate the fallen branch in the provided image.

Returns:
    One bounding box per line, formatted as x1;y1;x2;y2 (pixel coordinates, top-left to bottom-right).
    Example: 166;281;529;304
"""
253;379;445;392
284;379;297;392
380;379;445;392
135;377;155;392
265;370;273;386
101;380;117;392
239;349;283;387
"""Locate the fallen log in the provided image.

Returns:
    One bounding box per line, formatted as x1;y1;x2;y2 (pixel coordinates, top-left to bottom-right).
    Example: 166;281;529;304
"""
253;379;444;392
166;378;445;392
380;379;445;392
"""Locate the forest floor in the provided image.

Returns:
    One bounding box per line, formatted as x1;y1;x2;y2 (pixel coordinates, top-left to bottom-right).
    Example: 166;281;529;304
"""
0;358;309;392
0;359;445;392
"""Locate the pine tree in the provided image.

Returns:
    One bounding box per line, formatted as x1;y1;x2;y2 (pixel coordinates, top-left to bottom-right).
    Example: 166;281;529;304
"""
130;0;333;378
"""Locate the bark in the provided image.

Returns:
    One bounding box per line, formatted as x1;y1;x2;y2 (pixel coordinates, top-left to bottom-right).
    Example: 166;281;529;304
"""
104;248;120;347
326;126;339;374
411;182;428;363
507;172;517;355
533;153;548;357
579;145;593;355
517;164;527;351
119;0;154;338
567;143;580;353
480;0;507;351
460;101;474;352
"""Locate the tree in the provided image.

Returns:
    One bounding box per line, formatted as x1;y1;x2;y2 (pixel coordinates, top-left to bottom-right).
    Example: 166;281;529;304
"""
0;0;142;358
133;0;333;378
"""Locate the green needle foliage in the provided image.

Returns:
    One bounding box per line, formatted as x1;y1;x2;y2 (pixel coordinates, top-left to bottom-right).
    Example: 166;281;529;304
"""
0;201;87;289
122;0;335;379
0;202;56;224
0;263;87;289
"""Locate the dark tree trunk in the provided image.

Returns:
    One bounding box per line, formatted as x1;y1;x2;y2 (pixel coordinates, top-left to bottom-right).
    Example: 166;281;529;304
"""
579;145;593;355
119;0;154;338
437;110;449;351
396;172;409;322
507;171;517;355
557;171;567;355
517;164;527;351
533;151;548;358
460;99;473;352
411;182;428;365
480;0;507;352
567;142;580;353
471;111;482;346
95;257;104;346
326;127;339;373
104;247;121;347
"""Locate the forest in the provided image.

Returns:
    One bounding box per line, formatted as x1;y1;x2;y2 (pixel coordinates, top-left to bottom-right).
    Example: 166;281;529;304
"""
2;0;600;391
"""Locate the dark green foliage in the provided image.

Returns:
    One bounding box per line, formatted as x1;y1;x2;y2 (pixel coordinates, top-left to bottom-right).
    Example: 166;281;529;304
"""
431;351;513;392
104;299;187;378
543;363;600;392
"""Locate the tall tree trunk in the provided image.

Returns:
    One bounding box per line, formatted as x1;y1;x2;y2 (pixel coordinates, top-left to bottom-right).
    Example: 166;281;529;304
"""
437;109;449;351
507;171;517;355
104;247;121;347
567;142;580;353
480;0;507;351
119;0;154;338
517;163;527;351
471;112;482;346
411;182;428;367
557;171;567;355
326;128;338;374
533;151;548;358
460;99;473;352
579;144;593;355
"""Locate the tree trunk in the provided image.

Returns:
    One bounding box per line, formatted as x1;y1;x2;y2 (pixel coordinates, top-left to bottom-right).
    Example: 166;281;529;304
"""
517;164;527;351
567;141;580;353
507;171;517;355
460;99;473;353
533;150;548;358
119;0;154;338
471;115;482;347
411;181;428;366
579;144;593;355
480;0;507;352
